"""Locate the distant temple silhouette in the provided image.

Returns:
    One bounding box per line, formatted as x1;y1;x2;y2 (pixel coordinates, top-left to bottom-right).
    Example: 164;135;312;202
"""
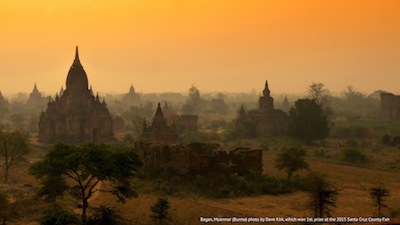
122;84;141;106
380;92;400;121
236;80;287;137
26;83;47;111
141;103;178;144
38;47;115;143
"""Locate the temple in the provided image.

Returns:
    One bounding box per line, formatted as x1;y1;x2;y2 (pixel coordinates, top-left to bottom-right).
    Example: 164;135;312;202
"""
235;80;287;137
380;92;400;121
0;91;9;117
122;84;141;106
26;83;47;111
38;47;115;143
141;103;178;144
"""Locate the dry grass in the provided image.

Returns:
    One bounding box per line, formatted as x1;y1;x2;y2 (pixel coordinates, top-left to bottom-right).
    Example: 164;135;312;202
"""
2;138;400;225
88;150;400;225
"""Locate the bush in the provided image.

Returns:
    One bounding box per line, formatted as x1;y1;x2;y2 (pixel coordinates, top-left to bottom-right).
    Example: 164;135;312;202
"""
275;147;309;179
150;198;171;225
354;126;372;139
139;164;295;198
40;209;79;225
314;149;326;158
341;148;366;163
331;127;353;138
88;205;126;225
193;172;293;198
345;139;359;147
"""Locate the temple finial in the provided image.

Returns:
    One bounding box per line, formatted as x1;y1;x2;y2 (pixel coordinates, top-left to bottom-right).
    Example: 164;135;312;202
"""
129;84;135;93
263;80;270;97
74;46;80;65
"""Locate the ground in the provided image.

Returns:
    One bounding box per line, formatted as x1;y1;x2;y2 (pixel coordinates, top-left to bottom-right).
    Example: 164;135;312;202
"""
1;137;400;225
87;142;400;225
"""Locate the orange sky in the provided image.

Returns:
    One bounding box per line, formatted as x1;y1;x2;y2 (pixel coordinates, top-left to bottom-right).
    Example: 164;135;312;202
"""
1;0;400;96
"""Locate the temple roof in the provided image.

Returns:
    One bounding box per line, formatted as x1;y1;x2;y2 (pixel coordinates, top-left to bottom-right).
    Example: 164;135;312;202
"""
151;103;167;128
66;46;89;92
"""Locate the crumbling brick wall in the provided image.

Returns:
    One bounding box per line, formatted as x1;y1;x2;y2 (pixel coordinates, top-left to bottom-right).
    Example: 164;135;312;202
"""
135;142;263;175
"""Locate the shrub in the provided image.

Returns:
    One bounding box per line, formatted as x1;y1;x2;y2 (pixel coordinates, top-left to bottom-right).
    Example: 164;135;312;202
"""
345;139;359;147
275;147;309;179
88;205;126;225
341;148;366;163
331;127;353;138
40;209;79;225
150;198;171;225
354;126;372;139
314;149;326;158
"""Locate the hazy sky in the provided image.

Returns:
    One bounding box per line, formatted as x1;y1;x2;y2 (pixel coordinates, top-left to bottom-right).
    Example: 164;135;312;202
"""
1;0;399;96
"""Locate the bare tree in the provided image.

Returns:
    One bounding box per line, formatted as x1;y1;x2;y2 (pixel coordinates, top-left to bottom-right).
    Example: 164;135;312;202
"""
0;130;29;183
308;82;326;105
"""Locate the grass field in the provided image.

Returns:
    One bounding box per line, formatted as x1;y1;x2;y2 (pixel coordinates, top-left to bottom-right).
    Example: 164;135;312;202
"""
91;147;400;225
2;137;400;225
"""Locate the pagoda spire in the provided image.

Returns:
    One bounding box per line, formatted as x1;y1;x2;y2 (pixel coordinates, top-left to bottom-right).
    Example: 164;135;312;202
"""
73;46;81;66
239;104;245;115
129;84;135;94
263;80;271;97
152;103;166;127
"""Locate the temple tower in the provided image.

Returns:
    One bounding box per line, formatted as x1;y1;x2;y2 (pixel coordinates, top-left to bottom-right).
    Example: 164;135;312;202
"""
259;80;274;111
38;47;115;143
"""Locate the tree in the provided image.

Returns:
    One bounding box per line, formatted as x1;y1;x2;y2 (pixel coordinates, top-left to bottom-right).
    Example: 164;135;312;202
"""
343;86;364;101
287;99;330;142
370;184;389;216
150;198;171;225
343;86;366;108
307;173;338;217
308;82;333;119
0;130;30;183
188;85;202;105
131;115;145;138
308;82;326;105
182;85;203;114
30;143;142;225
275;147;308;179
8;114;25;130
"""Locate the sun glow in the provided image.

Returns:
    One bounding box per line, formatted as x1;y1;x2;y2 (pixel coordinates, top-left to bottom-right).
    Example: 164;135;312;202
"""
0;0;400;95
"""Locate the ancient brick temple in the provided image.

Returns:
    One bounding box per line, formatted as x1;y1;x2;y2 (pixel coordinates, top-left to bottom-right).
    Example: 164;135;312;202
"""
141;103;178;144
38;47;115;143
380;92;400;121
236;80;287;137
